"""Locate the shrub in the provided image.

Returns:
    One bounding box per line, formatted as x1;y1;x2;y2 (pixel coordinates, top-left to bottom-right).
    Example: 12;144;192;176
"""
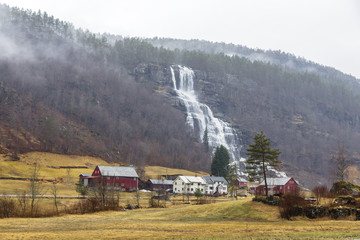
0;198;17;218
304;206;328;219
329;207;351;219
253;196;280;206
279;193;307;219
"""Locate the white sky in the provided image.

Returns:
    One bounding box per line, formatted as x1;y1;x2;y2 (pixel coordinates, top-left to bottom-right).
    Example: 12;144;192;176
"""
1;0;360;79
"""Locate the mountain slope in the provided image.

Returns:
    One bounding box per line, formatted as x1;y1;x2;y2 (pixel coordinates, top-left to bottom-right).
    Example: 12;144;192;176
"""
0;4;209;171
1;5;360;187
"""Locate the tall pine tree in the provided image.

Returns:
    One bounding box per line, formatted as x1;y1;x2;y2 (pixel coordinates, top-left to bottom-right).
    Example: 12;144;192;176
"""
246;131;281;196
211;145;230;178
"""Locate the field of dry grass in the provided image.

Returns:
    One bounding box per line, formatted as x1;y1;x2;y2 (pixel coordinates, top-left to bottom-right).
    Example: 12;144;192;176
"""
1;152;360;239
0;198;359;240
0;152;207;196
0;152;112;196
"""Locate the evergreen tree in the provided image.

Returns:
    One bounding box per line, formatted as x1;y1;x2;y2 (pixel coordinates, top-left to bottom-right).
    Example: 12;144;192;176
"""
246;131;281;196
211;145;230;178
203;127;209;152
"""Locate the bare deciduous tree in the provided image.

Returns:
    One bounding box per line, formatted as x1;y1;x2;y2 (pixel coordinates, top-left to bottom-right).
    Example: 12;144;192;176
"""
29;161;44;216
312;185;329;205
52;180;59;215
331;143;350;182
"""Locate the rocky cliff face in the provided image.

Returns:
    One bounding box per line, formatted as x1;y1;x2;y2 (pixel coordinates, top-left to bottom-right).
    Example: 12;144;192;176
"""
132;63;252;158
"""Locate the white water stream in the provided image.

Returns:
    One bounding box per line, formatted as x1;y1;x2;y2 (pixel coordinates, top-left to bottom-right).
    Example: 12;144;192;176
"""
170;65;288;178
170;65;246;174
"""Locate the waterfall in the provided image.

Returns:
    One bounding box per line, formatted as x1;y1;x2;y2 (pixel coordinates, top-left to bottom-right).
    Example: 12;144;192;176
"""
170;65;246;174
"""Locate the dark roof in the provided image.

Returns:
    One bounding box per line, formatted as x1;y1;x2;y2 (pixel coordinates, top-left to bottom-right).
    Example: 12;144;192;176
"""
97;166;139;178
202;176;228;185
148;179;173;185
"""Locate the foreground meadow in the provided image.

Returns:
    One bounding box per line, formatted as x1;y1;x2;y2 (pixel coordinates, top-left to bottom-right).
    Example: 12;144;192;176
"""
1;198;359;240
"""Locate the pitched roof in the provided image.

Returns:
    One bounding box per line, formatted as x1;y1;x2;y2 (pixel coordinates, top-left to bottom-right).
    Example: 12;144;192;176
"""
259;177;294;186
148;179;173;185
202;176;228;185
237;177;247;182
97;166;139;178
80;174;91;177
177;176;206;184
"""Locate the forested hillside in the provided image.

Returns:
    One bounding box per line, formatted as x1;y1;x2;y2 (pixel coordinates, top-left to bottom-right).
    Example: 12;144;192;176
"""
0;5;209;170
1;4;360;187
145;37;360;91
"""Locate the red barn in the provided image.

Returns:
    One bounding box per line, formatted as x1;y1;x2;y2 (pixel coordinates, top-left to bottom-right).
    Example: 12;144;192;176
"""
236;177;248;189
256;177;299;195
81;165;139;192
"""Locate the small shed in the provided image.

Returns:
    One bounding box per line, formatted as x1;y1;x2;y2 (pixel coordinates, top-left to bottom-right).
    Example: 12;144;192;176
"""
79;173;91;186
146;179;173;191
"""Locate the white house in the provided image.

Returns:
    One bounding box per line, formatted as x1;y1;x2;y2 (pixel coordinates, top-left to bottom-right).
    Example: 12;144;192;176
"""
202;176;228;195
173;176;206;194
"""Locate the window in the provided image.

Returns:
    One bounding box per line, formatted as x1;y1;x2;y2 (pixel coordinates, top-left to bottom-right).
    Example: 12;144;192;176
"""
175;188;177;191
182;182;184;185
116;177;119;180
191;188;193;191
198;183;200;186
107;177;110;180
191;183;193;185
121;183;124;187
175;182;177;185
201;189;203;192
134;178;136;181
210;187;213;190
187;188;189;191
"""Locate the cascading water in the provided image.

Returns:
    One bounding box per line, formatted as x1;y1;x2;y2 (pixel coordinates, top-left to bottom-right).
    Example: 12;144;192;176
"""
170;65;288;178
170;65;247;175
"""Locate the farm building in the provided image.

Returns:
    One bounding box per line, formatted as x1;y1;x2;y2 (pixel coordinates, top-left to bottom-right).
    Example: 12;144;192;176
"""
202;176;228;195
173;176;206;194
255;177;299;195
80;165;139;191
236;177;248;188
146;179;173;191
79;173;91;186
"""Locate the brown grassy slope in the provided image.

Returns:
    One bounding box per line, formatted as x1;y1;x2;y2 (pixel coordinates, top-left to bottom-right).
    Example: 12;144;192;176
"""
0;152;208;195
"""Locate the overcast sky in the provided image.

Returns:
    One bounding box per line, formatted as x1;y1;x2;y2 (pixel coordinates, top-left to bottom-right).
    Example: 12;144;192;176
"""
1;0;359;79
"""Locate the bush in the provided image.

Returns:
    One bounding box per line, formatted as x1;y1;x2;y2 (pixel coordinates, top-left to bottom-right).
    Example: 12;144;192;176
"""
279;194;307;219
149;197;166;208
330;181;360;196
304;206;328;219
329;207;351;219
356;209;360;220
253;196;280;206
333;196;356;206
0;198;17;218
